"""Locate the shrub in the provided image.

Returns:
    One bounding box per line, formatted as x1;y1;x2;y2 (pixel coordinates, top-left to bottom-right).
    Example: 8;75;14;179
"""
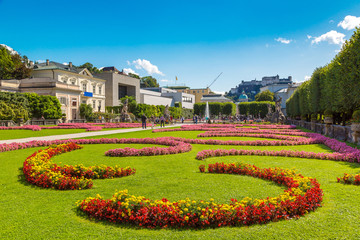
352;110;360;123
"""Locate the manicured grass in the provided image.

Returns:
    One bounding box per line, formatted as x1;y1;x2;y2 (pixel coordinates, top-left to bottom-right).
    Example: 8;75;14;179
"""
2;130;360;239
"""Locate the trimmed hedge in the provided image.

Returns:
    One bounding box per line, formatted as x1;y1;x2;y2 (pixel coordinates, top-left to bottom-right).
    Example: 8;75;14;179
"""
286;27;360;124
194;102;236;116
238;101;275;118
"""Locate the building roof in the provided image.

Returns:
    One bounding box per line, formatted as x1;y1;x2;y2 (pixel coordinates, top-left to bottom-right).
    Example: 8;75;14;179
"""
102;66;121;73
165;86;190;90
33;61;82;73
238;90;248;100
201;94;232;102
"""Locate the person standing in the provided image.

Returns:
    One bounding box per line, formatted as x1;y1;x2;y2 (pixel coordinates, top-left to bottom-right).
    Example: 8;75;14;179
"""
181;116;184;123
160;115;165;127
141;114;147;129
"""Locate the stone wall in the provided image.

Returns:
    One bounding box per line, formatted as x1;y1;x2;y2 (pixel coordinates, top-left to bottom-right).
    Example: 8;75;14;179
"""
288;120;355;143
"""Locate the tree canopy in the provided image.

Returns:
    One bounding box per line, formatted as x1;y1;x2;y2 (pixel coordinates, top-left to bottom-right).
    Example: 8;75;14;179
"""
140;76;159;88
0;46;32;80
255;90;274;102
77;62;102;74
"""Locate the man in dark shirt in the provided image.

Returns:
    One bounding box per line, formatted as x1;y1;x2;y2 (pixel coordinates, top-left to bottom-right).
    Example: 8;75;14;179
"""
141;114;147;129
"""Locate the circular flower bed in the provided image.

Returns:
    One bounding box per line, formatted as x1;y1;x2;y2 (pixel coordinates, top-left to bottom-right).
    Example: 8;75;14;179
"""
23;143;136;190
76;162;323;228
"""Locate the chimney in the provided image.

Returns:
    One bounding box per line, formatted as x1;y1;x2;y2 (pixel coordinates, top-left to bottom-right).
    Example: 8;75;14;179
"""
46;59;50;66
69;62;73;68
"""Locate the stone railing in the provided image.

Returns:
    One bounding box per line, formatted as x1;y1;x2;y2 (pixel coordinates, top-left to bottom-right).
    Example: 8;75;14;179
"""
25;119;62;126
288;119;355;143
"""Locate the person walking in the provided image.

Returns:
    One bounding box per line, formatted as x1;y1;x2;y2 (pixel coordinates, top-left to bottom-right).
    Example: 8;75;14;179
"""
141;114;147;129
160;115;165;127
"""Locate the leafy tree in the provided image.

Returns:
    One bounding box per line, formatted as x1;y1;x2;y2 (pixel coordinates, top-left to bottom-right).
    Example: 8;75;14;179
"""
128;73;140;79
140;76;159;88
255;90;274;102
77;62;102;74
0;46;31;79
120;96;137;113
23;93;62;119
0;101;14;120
79;103;93;120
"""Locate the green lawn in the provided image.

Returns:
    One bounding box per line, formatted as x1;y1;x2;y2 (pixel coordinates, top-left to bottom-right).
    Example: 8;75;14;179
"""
0;128;135;140
2;130;360;239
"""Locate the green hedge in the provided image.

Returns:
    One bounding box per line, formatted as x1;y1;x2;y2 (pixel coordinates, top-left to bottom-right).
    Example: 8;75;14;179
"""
286;27;360;124
238;101;275;118
0;92;61;120
194;102;236;116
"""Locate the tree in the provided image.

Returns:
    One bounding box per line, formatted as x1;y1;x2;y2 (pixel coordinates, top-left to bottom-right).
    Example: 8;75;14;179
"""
79;103;93;120
0;46;31;79
255;90;274;102
128;73;140;79
120;96;137;113
77;62;102;74
140;76;159;88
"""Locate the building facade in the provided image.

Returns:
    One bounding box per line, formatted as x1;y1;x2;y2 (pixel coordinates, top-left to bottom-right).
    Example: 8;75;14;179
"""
31;60;106;119
141;87;195;109
166;86;211;103
94;67;140;106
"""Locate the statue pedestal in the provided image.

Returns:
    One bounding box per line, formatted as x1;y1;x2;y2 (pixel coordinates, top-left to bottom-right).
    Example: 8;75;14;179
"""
351;123;360;145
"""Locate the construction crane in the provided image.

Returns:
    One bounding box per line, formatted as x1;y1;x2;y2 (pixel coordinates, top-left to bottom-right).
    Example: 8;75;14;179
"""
207;72;223;88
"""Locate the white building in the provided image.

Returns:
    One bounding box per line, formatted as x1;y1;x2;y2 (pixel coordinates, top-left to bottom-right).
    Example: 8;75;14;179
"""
30;60;106;119
141;87;195;109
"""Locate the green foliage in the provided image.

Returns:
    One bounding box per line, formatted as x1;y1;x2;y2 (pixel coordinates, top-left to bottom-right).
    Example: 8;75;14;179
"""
77;62;102;74
181;108;193;118
352;110;360;123
238;101;275;118
79;104;93;120
255;90;274;102
0;46;32;79
0;101;14;120
140;76;159;88
106;106;122;114
286;27;360;124
193;102;236;116
128;73;140;79
23;93;62;119
120;96;137;113
169;107;181;119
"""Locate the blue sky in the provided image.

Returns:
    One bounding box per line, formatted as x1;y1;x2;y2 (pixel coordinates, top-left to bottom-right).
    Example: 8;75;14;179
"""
1;0;360;93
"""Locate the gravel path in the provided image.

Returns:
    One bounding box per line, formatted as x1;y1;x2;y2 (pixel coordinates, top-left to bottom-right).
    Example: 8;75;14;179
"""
0;124;184;144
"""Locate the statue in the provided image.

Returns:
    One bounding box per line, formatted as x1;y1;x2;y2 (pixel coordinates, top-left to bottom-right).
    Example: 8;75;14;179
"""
270;96;286;124
120;99;132;122
164;105;170;122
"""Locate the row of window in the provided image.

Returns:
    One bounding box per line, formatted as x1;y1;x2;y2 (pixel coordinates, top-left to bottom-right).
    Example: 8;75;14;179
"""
181;90;206;93
82;83;103;95
59;97;102;110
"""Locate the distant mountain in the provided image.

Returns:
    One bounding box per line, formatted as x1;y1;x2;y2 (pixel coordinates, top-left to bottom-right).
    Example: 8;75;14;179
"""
0;44;18;55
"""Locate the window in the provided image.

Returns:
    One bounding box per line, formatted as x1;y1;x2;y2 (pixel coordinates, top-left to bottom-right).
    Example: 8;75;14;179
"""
82;83;87;92
202;90;204;93
92;100;96;109
82;100;86;104
197;90;199;93
98;86;102;95
59;97;67;105
93;85;96;93
98;100;101;110
71;98;77;107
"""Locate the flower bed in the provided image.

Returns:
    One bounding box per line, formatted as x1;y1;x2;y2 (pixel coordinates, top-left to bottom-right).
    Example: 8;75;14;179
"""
197;132;306;141
337;173;360;185
0;125;41;131
105;138;192;157
23;142;136;190
77;162;322;228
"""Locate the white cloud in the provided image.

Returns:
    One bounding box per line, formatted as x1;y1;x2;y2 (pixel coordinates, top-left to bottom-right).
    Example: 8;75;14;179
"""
307;35;312;39
36;60;45;63
123;68;139;75
131;59;164;76
305;75;311;81
338;15;360;30
311;30;345;45
126;60;131;66
160;79;169;82
275;37;292;44
62;62;69;65
0;44;18;55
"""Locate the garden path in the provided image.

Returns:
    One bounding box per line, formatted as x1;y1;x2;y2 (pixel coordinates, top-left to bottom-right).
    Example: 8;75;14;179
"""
0;123;185;144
